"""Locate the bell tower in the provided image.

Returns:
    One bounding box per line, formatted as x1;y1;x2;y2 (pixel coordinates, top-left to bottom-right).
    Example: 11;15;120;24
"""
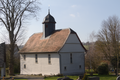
42;9;56;38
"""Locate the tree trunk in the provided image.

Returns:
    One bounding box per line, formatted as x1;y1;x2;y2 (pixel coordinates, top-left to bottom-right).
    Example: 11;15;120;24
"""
9;43;14;75
9;30;15;75
117;53;119;76
0;0;40;76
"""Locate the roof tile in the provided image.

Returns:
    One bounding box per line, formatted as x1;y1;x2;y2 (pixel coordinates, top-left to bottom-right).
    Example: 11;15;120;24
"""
19;28;70;53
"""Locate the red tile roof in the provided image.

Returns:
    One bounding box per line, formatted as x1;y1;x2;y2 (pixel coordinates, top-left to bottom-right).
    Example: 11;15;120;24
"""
19;28;87;53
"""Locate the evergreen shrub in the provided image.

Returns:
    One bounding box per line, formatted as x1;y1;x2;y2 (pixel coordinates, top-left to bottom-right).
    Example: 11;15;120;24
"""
97;63;109;75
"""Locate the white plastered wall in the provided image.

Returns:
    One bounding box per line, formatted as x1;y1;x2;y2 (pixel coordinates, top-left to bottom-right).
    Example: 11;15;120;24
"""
59;34;85;75
20;53;60;75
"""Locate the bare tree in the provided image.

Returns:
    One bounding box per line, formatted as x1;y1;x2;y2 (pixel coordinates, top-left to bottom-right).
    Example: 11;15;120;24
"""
0;0;40;75
85;31;102;73
96;16;120;76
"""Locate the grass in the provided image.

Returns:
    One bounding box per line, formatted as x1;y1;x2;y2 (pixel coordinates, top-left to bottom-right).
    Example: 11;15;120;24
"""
45;76;62;80
14;79;27;80
88;75;117;80
44;76;78;80
1;79;28;80
67;76;78;80
44;74;117;80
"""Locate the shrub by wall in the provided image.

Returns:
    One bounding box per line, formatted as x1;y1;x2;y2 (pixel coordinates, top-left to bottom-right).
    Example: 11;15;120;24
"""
97;63;109;75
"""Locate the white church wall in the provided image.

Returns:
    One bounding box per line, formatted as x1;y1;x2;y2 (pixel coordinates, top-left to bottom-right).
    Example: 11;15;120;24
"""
59;33;85;75
60;44;85;52
60;34;85;52
59;52;85;75
66;34;80;43
40;53;60;75
20;54;41;74
20;53;60;75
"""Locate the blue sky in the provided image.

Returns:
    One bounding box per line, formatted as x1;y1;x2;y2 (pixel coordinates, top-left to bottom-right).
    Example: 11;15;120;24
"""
1;0;120;42
23;0;120;43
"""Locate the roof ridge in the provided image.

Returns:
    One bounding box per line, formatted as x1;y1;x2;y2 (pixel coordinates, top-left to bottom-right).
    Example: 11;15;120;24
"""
58;28;71;52
58;28;87;52
19;28;73;53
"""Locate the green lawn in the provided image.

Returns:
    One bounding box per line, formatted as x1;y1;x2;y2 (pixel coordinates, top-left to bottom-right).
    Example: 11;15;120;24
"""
14;79;27;80
45;75;117;80
99;75;117;80
88;75;117;80
45;76;78;80
1;79;27;80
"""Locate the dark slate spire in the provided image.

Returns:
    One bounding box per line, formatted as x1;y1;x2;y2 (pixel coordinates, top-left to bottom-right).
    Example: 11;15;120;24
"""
42;9;56;24
42;10;56;38
48;9;50;14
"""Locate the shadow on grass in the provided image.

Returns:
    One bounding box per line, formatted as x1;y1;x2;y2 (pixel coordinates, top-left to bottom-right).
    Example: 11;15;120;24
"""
45;76;78;80
87;74;117;80
44;74;118;80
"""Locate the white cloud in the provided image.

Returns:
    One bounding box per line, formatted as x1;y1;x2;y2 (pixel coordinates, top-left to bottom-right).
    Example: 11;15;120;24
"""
70;14;75;18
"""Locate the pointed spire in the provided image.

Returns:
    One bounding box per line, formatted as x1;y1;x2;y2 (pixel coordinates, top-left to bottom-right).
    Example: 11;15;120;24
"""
48;9;50;14
48;5;50;14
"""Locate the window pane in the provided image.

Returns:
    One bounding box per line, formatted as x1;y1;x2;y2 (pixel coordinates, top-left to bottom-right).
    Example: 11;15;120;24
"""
48;54;51;64
64;66;66;70
24;55;26;60
79;65;81;69
35;54;38;63
24;64;26;69
70;53;72;63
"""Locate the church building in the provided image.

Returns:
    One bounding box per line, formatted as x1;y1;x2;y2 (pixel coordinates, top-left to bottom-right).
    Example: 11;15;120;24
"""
19;10;87;76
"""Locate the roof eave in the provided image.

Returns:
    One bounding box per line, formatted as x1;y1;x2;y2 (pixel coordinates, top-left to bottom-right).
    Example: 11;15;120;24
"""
19;51;58;54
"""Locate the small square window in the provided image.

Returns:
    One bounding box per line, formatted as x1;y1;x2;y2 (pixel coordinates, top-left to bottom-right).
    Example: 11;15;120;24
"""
64;66;66;71
24;64;26;69
79;65;81;69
